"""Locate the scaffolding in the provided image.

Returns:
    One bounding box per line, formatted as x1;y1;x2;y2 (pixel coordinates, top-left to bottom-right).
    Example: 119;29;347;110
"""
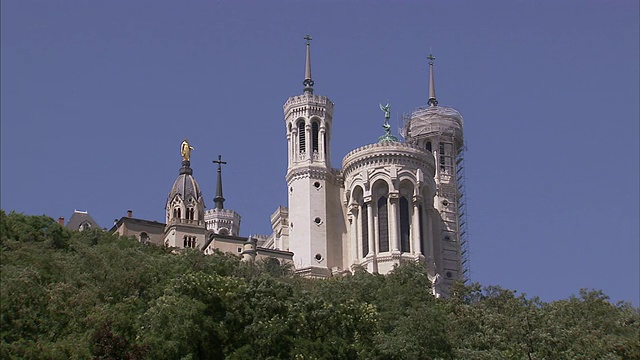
402;105;470;283
456;143;470;283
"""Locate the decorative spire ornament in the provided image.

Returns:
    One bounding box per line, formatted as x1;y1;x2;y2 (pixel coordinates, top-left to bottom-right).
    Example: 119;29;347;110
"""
427;54;438;107
303;34;314;94
378;101;398;142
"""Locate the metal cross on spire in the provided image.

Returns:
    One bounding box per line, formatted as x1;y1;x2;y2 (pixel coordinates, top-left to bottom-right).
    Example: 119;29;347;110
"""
212;155;227;210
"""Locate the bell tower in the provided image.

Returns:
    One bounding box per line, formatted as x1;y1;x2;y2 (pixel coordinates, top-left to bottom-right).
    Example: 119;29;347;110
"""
283;35;341;277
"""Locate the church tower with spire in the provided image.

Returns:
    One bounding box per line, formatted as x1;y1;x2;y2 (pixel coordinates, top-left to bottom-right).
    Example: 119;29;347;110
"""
164;139;207;249
403;55;468;295
205;155;241;236
281;36;344;277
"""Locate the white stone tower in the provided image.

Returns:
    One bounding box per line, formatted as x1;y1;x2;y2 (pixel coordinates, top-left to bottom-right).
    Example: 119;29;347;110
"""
283;35;344;277
403;55;468;294
164;139;207;249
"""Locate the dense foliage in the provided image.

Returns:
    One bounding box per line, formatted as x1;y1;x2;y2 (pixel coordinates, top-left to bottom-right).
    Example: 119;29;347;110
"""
1;210;638;359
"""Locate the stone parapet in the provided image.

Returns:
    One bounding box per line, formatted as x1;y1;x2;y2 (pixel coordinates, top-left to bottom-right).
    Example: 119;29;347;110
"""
342;141;435;180
283;93;334;120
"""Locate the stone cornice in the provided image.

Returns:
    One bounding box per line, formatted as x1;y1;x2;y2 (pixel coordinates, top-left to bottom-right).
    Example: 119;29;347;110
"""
341;141;435;180
286;165;341;185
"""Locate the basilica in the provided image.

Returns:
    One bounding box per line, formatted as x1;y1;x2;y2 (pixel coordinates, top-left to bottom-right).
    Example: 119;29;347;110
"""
109;38;468;297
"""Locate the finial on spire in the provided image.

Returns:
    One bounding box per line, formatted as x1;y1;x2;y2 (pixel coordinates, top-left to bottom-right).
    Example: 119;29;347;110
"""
303;34;314;94
427;54;438;107
212;155;227;210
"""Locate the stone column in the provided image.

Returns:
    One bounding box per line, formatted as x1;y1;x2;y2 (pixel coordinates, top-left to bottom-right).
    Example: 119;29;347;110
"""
412;197;422;255
286;132;291;167
291;127;298;162
305;123;311;160
348;204;358;265
366;197;375;257
319;126;326;164
389;194;400;252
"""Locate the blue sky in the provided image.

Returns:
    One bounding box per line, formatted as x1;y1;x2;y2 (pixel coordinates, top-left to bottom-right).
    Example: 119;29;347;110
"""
2;1;638;305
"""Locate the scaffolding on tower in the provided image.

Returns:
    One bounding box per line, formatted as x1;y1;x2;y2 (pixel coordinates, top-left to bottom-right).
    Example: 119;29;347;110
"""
455;141;470;283
401;105;470;283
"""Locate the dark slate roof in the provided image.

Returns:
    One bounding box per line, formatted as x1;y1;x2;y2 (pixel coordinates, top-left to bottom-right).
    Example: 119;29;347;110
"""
167;170;204;206
109;217;166;233
66;210;100;231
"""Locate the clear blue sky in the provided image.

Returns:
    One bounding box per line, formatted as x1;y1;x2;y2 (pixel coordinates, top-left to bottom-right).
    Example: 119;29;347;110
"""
2;1;638;305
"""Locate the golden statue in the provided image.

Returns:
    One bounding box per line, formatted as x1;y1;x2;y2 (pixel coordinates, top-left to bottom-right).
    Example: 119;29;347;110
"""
180;138;194;161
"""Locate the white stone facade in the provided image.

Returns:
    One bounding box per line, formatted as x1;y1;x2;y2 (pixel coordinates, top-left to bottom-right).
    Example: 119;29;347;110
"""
265;46;467;296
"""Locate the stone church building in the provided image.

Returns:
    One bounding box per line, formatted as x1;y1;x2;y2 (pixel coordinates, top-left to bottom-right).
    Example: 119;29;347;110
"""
111;38;468;297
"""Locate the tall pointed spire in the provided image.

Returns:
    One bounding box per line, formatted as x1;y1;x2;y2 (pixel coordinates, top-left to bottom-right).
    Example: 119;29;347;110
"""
212;155;227;210
303;34;314;94
427;54;438;107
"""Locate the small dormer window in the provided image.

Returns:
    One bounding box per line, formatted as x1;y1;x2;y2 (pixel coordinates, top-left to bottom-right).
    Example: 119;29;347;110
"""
80;222;91;231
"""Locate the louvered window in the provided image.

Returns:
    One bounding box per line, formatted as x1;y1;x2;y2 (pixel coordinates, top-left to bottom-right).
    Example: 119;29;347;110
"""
298;121;306;154
312;121;319;153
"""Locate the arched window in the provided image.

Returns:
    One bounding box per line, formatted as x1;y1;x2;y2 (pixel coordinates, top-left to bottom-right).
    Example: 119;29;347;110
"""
140;232;149;244
298;121;306;154
177;208;181;219
312;121;319;153
183;236;187;247
426;141;432;152
378;196;389;252
400;197;410;253
361;203;369;256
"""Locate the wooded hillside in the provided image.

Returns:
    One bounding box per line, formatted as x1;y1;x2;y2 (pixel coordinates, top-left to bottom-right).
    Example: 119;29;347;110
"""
1;210;638;359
